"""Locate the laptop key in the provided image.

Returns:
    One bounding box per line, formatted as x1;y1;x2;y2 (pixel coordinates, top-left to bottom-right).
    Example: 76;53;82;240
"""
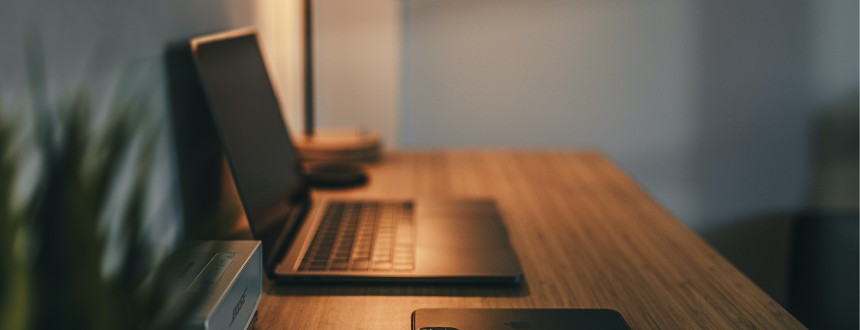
351;260;370;270
372;261;391;270
330;262;348;270
393;262;413;271
298;201;415;272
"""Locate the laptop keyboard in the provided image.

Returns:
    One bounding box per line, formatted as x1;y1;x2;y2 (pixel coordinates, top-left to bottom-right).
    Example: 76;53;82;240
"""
298;201;415;272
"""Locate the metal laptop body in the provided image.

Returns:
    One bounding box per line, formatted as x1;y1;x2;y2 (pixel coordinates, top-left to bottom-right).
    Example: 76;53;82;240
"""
190;28;523;284
412;309;632;330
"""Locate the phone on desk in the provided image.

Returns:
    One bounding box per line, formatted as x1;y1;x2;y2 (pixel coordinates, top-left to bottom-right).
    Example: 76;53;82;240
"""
412;308;632;330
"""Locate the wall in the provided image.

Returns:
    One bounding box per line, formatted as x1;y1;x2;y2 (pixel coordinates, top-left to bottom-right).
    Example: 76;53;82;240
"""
313;0;401;145
397;0;857;232
810;0;859;106
402;0;706;227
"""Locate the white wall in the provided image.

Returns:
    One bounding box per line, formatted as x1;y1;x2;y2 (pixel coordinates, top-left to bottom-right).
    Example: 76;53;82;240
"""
313;0;401;145
401;0;708;226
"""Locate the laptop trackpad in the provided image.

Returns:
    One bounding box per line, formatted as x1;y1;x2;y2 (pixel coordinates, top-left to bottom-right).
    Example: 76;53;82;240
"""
418;201;511;249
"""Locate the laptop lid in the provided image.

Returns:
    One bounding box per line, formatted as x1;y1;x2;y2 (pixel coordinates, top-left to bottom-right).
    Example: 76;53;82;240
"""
190;29;524;284
190;29;308;270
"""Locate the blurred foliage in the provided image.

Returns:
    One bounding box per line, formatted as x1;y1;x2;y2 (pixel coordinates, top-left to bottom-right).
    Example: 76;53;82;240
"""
0;99;34;330
32;89;160;330
0;36;177;330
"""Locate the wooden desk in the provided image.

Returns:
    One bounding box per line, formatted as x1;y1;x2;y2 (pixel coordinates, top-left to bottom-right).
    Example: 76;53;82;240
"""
253;151;805;329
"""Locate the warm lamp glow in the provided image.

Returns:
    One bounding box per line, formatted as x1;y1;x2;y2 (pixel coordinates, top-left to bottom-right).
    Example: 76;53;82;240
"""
255;0;305;135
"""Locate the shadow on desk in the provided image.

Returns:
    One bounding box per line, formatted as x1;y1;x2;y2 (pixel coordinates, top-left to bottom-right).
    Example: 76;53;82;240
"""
265;278;531;298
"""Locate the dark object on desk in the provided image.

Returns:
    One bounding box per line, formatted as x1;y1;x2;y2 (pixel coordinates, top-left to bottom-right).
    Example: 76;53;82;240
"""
413;309;632;330
164;42;224;238
304;161;368;188
788;210;859;330
247;311;258;330
189;28;523;284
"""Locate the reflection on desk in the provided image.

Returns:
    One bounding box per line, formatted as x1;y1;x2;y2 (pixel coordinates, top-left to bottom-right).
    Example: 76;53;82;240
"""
237;151;804;330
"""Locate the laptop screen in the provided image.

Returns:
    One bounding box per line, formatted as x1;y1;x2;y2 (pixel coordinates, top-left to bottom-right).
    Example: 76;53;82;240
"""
191;30;307;263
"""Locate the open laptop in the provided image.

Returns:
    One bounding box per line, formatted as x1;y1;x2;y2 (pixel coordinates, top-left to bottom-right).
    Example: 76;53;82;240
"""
190;28;523;283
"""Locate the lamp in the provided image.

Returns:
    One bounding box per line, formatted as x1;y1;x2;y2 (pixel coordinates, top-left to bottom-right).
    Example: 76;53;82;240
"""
291;0;381;163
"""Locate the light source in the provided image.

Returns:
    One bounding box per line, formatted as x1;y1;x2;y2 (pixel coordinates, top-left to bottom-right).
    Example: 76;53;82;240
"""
291;0;381;163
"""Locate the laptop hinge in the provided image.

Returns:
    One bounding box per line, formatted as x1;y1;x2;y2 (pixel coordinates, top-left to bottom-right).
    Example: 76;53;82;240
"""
264;199;310;276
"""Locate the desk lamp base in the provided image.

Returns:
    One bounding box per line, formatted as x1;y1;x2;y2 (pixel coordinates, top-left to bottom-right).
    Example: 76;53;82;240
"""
293;128;381;163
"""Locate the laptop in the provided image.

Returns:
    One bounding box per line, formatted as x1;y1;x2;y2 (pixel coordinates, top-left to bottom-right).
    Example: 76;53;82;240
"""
412;309;632;330
190;28;523;283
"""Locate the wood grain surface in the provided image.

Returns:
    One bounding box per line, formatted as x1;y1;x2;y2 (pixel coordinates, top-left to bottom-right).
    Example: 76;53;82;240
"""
250;150;806;330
